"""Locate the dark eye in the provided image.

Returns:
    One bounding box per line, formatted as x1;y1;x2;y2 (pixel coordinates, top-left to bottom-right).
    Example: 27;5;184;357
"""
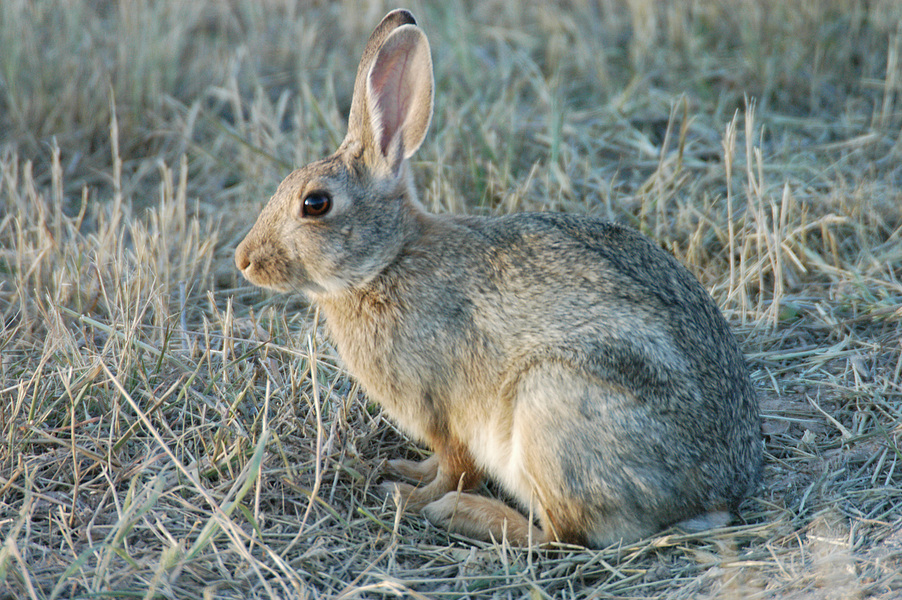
301;192;332;217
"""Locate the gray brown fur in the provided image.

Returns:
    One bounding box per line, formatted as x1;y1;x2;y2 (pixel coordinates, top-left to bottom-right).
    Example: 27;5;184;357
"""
235;9;761;547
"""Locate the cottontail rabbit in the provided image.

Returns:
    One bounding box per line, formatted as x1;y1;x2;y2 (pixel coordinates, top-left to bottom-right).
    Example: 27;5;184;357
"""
235;9;761;547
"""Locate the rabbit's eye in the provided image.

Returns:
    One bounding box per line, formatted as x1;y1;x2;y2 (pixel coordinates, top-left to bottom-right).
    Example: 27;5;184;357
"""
302;192;332;218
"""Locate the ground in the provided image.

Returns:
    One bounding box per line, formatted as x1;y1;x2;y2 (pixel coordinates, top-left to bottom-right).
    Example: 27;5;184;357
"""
1;1;901;598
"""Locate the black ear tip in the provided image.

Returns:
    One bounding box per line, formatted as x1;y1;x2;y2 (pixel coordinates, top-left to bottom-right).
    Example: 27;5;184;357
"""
384;8;417;27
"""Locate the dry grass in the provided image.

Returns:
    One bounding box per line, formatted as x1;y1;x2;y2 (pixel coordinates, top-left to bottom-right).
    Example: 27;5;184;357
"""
2;0;902;598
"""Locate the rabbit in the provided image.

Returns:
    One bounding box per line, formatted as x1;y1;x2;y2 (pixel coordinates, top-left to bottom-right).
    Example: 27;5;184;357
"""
234;9;762;548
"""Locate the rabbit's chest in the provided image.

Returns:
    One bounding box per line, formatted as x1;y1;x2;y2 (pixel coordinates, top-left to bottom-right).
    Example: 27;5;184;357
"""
319;308;436;428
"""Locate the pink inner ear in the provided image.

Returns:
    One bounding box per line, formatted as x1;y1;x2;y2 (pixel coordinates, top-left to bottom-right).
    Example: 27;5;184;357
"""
369;45;416;157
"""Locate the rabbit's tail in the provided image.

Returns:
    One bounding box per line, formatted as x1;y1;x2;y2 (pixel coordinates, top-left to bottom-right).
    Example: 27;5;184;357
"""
674;510;732;533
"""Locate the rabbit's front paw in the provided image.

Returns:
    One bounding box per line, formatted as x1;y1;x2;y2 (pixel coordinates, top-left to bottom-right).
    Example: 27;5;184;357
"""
385;455;439;484
380;480;416;504
380;480;443;511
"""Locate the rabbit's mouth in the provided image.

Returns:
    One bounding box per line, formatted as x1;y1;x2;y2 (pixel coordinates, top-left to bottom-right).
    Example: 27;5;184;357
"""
237;267;292;294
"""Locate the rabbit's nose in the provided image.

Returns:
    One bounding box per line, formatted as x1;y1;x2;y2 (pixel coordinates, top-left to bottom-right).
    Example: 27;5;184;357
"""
235;243;250;271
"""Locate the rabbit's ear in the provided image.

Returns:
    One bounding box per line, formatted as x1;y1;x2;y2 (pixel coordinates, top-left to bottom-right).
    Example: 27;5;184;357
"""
347;9;417;142
345;12;433;175
365;25;433;170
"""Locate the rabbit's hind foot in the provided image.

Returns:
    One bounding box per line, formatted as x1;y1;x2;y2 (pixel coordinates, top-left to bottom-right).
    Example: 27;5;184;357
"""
422;491;546;547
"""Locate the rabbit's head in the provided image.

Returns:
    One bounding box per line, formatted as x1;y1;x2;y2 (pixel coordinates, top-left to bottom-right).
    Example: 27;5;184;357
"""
235;9;433;295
